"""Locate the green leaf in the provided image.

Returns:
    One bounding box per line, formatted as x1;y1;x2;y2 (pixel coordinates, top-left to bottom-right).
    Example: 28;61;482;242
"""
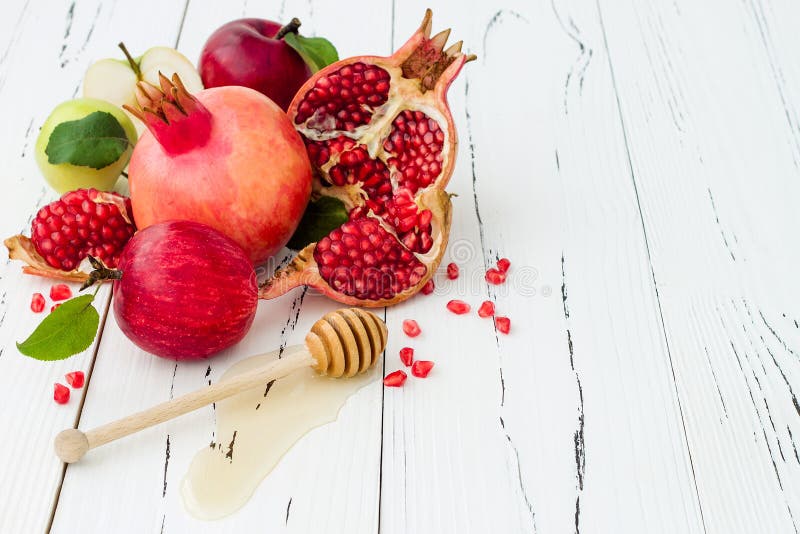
17;294;100;361
284;33;339;72
287;196;349;250
46;111;131;170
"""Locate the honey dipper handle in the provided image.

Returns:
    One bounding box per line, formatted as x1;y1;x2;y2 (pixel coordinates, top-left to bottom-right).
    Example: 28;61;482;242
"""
55;347;315;463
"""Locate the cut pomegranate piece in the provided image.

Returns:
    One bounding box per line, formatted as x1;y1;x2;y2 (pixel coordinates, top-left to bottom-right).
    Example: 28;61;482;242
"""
496;316;511;334
50;283;72;301
54;383;70;404
399;347;415;366
402;319;421;337
383;370;408;387
5;188;135;283
497;258;510;273
478;300;495;318
313;218;427;300
411;360;434;378
446;262;459;280
485;269;507;285
446;299;470;314
30;293;45;313
65;371;85;388
421;279;435;295
259;10;474;307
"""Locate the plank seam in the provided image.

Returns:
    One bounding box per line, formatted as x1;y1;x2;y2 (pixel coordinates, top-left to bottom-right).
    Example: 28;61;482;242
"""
45;289;113;533
595;1;708;531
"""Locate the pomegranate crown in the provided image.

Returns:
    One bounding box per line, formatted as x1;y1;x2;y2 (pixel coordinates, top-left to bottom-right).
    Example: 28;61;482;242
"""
399;9;477;92
123;73;212;154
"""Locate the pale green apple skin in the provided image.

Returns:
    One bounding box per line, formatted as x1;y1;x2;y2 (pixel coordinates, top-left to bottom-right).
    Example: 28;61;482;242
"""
35;98;137;193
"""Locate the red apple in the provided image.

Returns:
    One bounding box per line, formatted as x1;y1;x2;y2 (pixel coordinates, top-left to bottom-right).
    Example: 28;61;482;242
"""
199;18;312;110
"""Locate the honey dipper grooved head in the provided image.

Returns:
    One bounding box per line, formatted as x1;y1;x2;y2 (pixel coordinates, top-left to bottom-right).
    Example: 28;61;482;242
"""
305;308;387;377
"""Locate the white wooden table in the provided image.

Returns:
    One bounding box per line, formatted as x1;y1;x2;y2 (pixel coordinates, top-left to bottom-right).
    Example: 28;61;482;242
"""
2;0;800;532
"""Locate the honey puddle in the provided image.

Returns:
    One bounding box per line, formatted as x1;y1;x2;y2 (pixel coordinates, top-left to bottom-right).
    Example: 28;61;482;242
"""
181;345;377;520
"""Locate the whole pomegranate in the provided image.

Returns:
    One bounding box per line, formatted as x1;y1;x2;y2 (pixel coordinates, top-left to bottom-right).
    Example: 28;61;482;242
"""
259;10;474;307
111;220;257;360
4;188;136;282
125;73;311;265
199;18;312;111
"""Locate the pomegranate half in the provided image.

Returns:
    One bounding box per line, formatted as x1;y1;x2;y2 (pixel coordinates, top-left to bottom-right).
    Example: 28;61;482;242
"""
111;220;257;359
259;10;474;307
125;74;311;265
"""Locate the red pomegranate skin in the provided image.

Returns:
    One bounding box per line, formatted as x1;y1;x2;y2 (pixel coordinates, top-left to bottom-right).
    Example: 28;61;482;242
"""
129;86;312;265
113;221;258;360
199;19;312;111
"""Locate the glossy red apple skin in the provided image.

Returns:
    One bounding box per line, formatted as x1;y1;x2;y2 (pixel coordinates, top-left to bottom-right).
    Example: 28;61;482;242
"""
199;18;312;110
113;221;258;360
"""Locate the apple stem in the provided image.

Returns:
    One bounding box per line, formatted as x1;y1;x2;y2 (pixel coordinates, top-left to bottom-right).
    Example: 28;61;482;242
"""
118;42;142;80
275;18;302;40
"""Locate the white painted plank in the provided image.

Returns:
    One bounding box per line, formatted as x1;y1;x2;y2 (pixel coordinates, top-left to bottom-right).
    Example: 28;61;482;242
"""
0;0;144;530
380;1;706;533
52;1;391;532
595;0;800;531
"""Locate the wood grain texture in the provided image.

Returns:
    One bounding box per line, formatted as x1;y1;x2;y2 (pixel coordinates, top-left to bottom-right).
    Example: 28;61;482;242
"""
0;0;124;531
0;0;797;532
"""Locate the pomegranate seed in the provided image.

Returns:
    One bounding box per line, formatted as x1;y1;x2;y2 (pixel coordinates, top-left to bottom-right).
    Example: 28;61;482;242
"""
411;360;434;378
314;217;427;300
295;62;391;130
497;258;511;273
496;316;511;334
478;300;495;318
65;371;85;389
421;279;435;295
383;370;407;387
446;299;471;314
50;283;72;301
50;304;61;313
399;347;414;366
402;319;421;337
54;383;70;404
31;188;134;271
384;110;446;191
30;293;45;313
485;268;507;285
446;262;459;280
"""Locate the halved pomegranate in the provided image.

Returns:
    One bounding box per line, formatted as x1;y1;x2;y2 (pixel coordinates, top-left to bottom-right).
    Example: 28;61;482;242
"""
258;10;474;307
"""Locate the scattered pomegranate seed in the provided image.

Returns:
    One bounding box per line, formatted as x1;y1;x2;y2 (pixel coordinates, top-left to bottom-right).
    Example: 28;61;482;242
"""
50;304;61;313
383;370;407;387
54;383;70;404
50;283;72;301
421;279;435;295
478;300;495;318
485;268;507;285
30;293;45;313
446;299;471;314
497;258;511;273
65;371;85;389
446;262;459;280
411;360;435;378
496;316;511;334
399;347;414;366
402;319;421;337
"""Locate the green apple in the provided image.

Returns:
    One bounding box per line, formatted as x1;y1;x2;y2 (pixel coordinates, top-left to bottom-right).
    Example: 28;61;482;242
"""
35;98;137;193
83;44;203;135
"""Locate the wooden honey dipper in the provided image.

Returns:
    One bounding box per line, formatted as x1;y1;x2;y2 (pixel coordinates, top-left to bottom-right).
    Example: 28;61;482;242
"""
55;308;387;463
